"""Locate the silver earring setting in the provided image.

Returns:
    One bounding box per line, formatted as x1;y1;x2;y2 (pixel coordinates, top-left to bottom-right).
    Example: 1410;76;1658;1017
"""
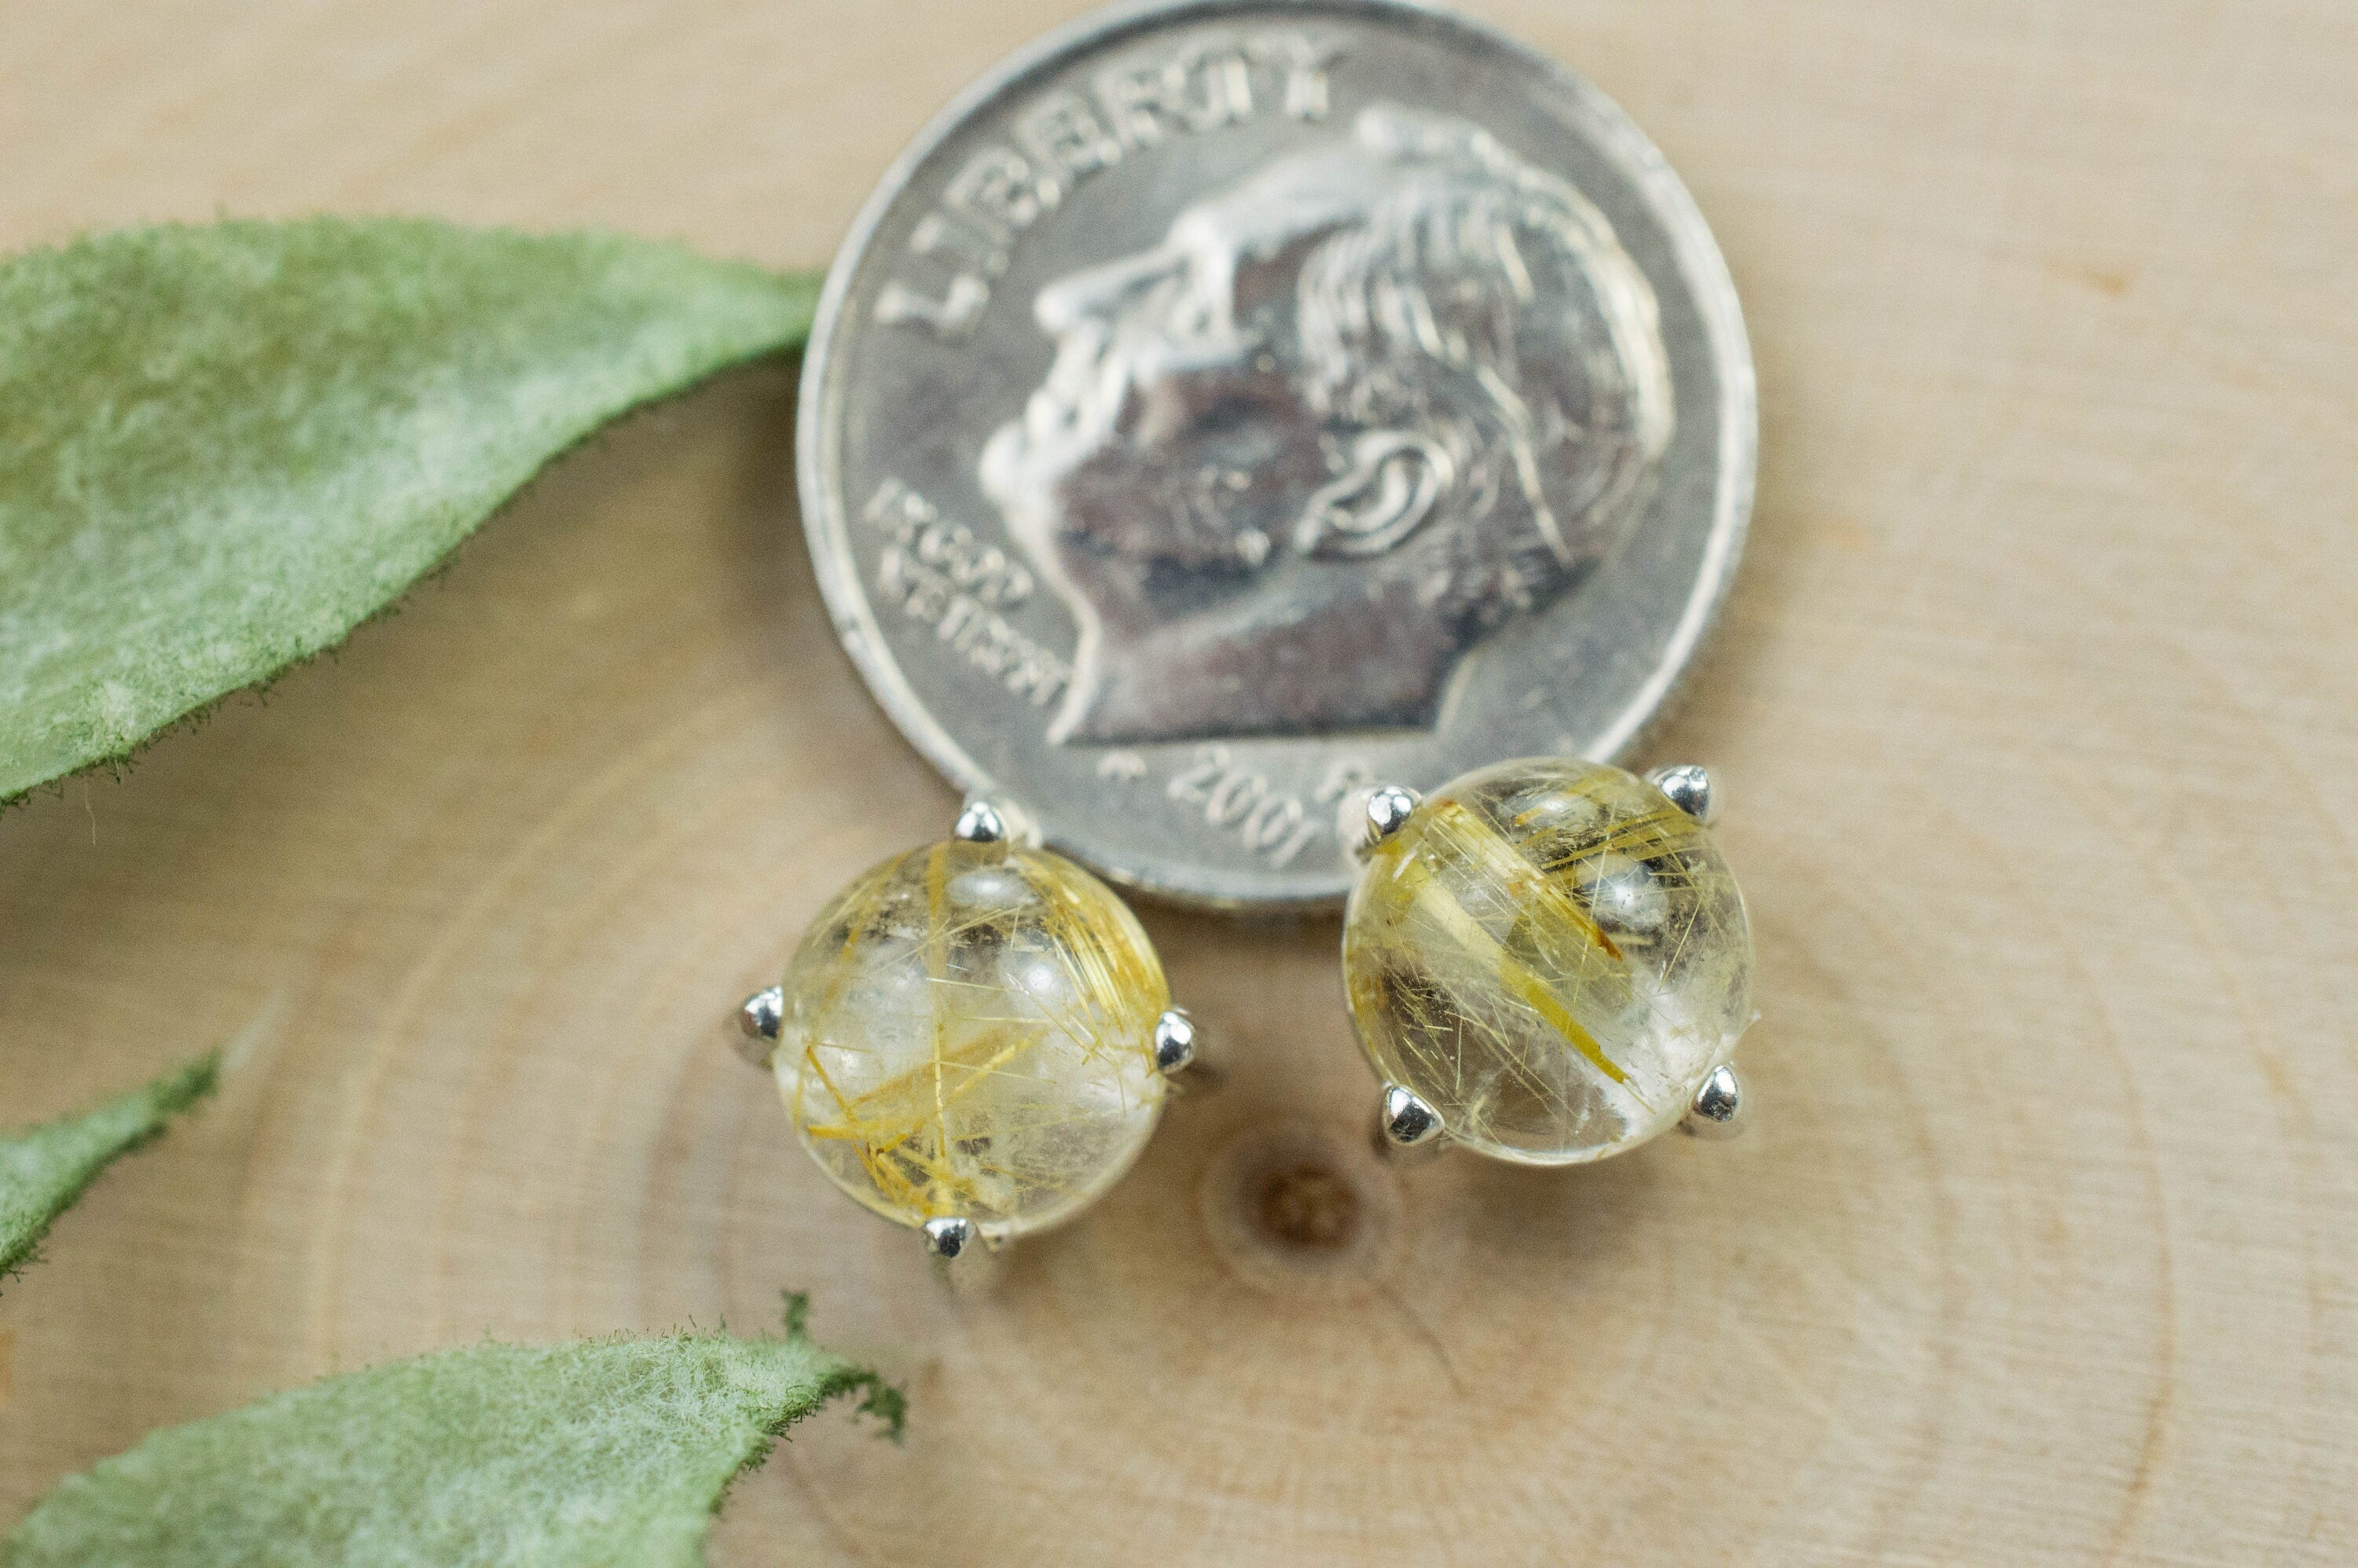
1346;758;1754;1166
733;799;1197;1276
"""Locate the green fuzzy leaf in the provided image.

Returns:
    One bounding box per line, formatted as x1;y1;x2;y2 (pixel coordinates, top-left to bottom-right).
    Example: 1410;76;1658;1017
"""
0;218;821;803
0;1053;220;1289
2;1309;903;1567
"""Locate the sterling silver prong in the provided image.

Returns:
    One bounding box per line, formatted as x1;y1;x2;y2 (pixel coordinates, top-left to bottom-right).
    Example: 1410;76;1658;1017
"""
1359;785;1422;854
1644;763;1720;827
953;798;1008;843
922;1216;978;1259
733;985;784;1067
922;1215;1005;1291
1151;1008;1198;1075
953;795;1041;846
1374;1083;1447;1162
1680;1063;1744;1138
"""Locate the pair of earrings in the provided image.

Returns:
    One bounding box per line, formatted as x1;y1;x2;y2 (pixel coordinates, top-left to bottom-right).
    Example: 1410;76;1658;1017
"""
733;755;1753;1270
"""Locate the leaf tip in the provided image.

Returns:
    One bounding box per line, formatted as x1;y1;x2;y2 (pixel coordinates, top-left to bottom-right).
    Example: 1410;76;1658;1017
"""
156;1049;226;1116
778;1290;904;1443
0;1048;225;1294
855;1375;909;1444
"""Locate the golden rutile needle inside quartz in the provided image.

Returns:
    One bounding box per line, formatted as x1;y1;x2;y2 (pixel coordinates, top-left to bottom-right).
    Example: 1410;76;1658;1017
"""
774;838;1169;1236
1343;758;1753;1163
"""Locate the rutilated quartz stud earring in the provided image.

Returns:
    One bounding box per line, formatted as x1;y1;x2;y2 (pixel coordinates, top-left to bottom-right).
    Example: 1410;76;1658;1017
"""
732;798;1196;1278
1346;758;1753;1166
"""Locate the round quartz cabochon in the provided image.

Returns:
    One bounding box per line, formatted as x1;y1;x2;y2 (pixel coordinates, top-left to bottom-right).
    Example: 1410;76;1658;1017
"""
1342;758;1753;1163
774;839;1170;1236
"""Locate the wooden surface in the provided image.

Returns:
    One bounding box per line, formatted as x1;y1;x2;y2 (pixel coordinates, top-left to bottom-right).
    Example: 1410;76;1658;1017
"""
4;2;2356;1562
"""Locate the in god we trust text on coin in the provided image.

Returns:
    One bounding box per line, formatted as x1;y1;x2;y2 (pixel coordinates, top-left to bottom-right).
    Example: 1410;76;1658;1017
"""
799;0;1755;908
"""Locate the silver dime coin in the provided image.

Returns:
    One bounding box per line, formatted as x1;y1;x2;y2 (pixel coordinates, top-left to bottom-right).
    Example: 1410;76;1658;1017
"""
798;0;1754;909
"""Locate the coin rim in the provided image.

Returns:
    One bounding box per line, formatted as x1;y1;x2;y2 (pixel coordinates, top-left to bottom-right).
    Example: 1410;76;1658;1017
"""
795;0;1757;911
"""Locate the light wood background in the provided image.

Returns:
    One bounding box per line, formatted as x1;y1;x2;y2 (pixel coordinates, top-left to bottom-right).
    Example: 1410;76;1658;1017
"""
4;2;2355;1562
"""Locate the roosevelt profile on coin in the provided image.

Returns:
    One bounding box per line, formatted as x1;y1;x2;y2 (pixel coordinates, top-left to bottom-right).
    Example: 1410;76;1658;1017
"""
979;104;1676;745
